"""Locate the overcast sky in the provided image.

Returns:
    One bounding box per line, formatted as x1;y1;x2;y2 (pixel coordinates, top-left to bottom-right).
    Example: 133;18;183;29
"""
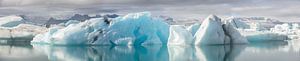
0;0;299;22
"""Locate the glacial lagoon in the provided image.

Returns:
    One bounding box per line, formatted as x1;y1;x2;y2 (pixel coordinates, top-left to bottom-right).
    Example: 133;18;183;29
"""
1;40;300;61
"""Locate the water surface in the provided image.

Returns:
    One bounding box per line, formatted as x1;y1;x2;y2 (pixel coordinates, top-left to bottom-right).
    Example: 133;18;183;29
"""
1;40;300;61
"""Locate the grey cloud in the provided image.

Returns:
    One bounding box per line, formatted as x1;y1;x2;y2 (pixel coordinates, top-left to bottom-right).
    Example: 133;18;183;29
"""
0;0;299;21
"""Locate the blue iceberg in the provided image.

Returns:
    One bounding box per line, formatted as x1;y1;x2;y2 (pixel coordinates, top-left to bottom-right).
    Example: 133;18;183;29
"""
32;12;170;45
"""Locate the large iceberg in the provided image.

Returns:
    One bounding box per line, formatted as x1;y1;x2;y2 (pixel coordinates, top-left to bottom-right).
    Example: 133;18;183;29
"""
194;15;248;45
32;12;170;45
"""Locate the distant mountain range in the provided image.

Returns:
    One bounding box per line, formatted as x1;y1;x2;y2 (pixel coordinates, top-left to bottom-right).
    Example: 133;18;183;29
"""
18;14;119;26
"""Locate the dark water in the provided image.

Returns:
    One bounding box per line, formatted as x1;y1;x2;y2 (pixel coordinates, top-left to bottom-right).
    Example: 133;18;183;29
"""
1;41;300;61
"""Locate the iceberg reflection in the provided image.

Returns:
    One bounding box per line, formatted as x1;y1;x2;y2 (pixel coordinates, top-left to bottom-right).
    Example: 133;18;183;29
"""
33;44;248;61
32;45;169;61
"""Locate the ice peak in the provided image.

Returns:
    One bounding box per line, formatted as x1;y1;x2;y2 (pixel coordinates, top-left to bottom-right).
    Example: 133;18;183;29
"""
206;14;221;22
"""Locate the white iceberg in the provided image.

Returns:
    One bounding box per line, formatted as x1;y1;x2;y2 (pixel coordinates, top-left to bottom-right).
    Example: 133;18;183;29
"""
194;15;227;45
168;25;193;45
194;15;248;45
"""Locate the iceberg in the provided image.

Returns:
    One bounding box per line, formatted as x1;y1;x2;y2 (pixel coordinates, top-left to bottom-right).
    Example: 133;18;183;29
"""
168;25;193;45
194;15;226;45
32;12;170;45
194;15;248;45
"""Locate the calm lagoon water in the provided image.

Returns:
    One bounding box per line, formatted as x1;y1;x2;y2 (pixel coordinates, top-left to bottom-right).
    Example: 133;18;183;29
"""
0;41;300;61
